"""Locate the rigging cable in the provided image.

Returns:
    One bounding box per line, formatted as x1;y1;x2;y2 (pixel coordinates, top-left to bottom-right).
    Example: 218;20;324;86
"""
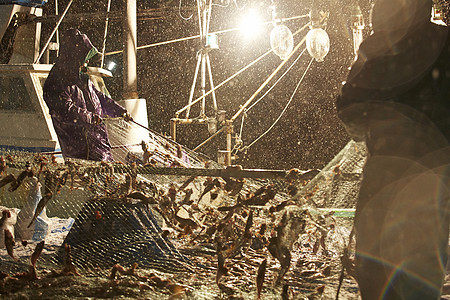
236;47;307;152
176;22;309;118
104;15;309;56
34;0;75;64
241;57;314;151
175;48;272;117
100;0;112;68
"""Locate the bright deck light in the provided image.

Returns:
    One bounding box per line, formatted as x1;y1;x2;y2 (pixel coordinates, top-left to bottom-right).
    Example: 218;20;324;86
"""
239;9;262;39
106;61;117;71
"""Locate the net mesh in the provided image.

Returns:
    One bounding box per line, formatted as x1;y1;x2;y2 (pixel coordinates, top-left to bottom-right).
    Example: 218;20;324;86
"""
0;120;366;280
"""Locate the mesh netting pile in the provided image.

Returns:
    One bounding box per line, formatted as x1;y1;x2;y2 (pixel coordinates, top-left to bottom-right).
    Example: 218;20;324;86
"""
0;139;366;287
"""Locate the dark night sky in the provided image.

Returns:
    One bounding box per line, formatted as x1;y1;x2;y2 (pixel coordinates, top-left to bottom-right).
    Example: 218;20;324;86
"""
40;0;373;170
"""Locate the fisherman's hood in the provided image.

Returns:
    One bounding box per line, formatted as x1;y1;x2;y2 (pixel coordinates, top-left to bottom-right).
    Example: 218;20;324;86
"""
54;29;99;84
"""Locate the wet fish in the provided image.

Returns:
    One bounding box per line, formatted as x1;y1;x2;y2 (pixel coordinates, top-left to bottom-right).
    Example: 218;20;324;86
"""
198;178;221;202
62;244;79;275
31;240;45;267
4;229;17;261
0;156;6;175
0;174;15;189
180;188;193;205
168;183;177;202
228;178;245;197
127;191;157;204
216;251;228;285
285;168;301;183
260;185;276;202
27;191;52;228
269;200;294;213
242;194;268;206
0;209;11;228
28;265;38;280
174;214;199;230
9;167;33;192
178;176;196;192
176;144;183;159
256;258;267;299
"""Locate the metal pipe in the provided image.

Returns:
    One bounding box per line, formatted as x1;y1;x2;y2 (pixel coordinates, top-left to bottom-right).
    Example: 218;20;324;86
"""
105;17;308;56
175;48;273;117
192;126;225;151
101;0;112;68
201;52;206;116
226;120;233;166
200;0;207;116
206;54;217;111
186;56;202;118
170;118;177;141
206;0;213;37
55;0;59;57
175;23;308;117
34;0;74;64
123;0;138;99
231;24;309;121
196;0;203;37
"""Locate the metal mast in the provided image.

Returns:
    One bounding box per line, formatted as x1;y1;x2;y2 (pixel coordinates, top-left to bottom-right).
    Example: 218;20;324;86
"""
170;0;220;143
123;0;138;99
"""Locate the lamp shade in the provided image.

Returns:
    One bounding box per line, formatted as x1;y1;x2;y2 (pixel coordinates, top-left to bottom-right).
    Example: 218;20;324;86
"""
306;28;330;62
270;24;294;60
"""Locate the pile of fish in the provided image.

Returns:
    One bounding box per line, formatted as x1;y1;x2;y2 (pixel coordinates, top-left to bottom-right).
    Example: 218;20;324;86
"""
0;150;355;298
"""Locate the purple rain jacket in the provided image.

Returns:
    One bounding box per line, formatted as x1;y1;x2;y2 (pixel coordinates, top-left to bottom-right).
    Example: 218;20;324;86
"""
43;29;126;161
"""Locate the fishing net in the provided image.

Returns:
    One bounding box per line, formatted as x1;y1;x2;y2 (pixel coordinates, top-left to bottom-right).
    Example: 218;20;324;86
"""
0;121;366;288
293;140;367;210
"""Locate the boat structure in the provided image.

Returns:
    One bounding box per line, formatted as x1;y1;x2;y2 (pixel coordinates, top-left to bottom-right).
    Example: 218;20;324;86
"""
0;0;369;298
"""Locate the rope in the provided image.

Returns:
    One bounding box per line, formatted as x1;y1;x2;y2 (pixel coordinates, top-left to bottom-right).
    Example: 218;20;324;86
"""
245;57;314;150
34;0;75;64
230;23;310;122
100;0;112;68
104;15;308;56
237;47;308;145
176;22;309;117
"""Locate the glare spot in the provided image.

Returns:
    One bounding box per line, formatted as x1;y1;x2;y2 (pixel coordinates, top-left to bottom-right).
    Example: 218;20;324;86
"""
432;68;440;79
106;61;116;71
239;9;262;39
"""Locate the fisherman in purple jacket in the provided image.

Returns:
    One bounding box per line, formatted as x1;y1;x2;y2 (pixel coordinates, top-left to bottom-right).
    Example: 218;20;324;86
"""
43;29;131;161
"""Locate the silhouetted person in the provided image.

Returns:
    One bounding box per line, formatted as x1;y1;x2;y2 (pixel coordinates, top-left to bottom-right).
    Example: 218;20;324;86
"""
44;29;131;161
337;0;450;298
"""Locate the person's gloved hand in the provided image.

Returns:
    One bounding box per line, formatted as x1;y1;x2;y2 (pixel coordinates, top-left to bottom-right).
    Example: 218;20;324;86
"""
93;114;103;125
123;112;133;122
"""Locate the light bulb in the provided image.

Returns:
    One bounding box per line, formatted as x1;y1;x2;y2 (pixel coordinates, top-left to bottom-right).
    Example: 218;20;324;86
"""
106;61;117;71
306;28;330;62
270;24;294;60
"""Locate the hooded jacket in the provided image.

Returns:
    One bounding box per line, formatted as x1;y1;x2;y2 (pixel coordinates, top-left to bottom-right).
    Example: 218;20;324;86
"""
43;29;126;161
337;0;450;141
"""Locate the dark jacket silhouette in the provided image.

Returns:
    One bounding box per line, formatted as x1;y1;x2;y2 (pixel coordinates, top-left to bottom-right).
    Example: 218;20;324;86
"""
337;1;449;299
43;29;126;161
